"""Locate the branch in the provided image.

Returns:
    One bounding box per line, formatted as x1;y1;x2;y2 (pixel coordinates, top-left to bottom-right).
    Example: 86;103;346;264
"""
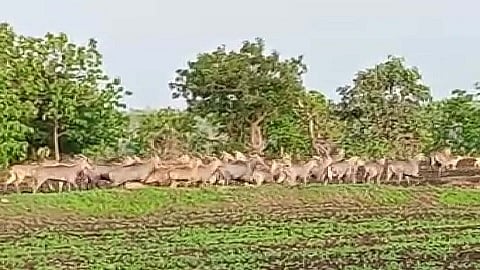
57;131;68;138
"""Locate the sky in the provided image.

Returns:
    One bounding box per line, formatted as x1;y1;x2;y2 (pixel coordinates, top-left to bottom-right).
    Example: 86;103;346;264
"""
2;0;479;109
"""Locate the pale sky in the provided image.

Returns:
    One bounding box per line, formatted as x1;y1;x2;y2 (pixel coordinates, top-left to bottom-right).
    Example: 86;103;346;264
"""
2;0;479;109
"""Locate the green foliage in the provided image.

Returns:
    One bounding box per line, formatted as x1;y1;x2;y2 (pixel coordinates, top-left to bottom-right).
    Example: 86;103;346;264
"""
426;87;480;154
0;186;479;269
3;23;480;162
0;23;36;166
131;109;195;156
265;112;311;156
337;56;432;158
170;38;311;154
131;109;229;157
0;23;129;165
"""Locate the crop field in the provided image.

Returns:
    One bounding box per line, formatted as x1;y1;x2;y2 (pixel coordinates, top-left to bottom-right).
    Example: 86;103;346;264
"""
0;183;479;270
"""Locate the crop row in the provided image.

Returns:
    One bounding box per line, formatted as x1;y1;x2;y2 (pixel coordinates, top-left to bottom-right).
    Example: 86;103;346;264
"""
0;228;478;269
0;204;479;234
0;214;478;269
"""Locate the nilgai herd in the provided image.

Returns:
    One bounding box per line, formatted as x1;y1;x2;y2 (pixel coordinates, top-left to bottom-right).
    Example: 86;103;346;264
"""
2;148;478;194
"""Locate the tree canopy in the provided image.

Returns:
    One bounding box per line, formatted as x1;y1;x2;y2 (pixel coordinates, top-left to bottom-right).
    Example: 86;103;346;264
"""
1;24;479;166
0;23;130;165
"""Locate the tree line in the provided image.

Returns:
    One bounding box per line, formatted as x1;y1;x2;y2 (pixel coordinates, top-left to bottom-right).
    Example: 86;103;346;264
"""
1;23;479;168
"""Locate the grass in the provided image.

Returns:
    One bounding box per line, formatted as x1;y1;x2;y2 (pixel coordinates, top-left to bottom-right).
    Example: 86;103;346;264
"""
0;185;479;269
0;184;479;218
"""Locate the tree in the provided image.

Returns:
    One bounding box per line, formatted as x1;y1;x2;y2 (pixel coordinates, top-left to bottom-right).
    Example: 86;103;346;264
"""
132;109;195;157
131;109;228;157
426;86;480;154
336;56;431;158
169;38;308;155
0;23;36;167
16;31;130;160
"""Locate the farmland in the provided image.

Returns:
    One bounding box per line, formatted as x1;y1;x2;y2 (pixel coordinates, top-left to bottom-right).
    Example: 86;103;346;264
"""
0;183;479;270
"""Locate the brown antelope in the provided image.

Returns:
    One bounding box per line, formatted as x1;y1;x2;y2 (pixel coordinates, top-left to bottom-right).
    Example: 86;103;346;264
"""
168;158;203;188
284;159;319;186
326;157;361;185
386;154;426;185
214;155;266;186
360;158;386;184
107;156;162;187
5;160;76;193
31;158;93;193
430;149;459;176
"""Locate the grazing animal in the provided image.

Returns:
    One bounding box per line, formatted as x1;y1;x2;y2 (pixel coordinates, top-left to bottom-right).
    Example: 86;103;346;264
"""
284;159;319;186
386;154;426;185
168;158;203;188
430;149;460;177
360;158;386;184
310;156;334;183
31;159;93;193
4;164;37;193
326;157;360;185
5;160;76;193
196;157;223;186
215;155;266;185
107;156;161;187
474;158;480;168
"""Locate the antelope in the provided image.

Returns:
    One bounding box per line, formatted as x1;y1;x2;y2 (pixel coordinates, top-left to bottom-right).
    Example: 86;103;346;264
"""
214;155;266;186
270;159;288;184
197;157;223;186
360;158;386;184
107;156;162;187
386;154;426;185
31;158;93;193
474;158;480;168
284;159;319;186
82;156;147;189
326;157;361;185
4;164;37;193
430;149;458;177
310;156;334;183
168;158;203;188
5;160;75;193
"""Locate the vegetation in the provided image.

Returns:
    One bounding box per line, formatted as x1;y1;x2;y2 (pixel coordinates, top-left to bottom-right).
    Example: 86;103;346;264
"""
2;19;480;270
2;22;480;166
0;185;478;269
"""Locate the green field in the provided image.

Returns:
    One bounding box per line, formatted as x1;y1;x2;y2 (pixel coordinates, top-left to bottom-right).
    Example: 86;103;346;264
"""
0;185;479;269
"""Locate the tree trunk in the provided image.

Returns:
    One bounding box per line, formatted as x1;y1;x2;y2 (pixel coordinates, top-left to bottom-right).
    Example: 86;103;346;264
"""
53;118;60;161
248;113;267;155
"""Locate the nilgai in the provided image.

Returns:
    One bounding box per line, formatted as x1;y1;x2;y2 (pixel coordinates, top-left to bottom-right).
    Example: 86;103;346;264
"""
5;161;75;193
168;158;204;188
107;156;162;187
310;156;334;183
360;158;386;184
430;149;460;177
386;154;426;185
215;155;266;185
284;159;319;186
5;164;37;193
326;157;360;185
83;156;143;189
197;157;223;186
270;160;288;184
31;158;93;193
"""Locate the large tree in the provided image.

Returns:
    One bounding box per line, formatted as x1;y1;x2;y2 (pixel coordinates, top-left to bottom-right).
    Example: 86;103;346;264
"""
336;56;432;158
16;31;130;160
131;109;228;157
0;23;36;167
426;87;480;154
169;38;309;155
